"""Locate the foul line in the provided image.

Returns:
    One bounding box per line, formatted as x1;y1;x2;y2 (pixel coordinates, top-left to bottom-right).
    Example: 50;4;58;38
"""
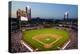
20;40;34;52
61;40;71;50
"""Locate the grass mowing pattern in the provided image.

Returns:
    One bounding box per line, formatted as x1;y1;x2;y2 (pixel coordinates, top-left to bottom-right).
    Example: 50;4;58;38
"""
22;28;69;51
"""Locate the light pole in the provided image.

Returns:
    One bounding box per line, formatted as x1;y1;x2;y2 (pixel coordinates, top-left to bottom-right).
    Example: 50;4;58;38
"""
26;6;31;21
64;11;69;25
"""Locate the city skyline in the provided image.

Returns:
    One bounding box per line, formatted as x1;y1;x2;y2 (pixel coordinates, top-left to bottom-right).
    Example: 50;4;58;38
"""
11;1;78;19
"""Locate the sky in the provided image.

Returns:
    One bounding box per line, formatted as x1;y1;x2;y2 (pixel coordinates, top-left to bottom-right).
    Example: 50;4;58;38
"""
11;1;78;19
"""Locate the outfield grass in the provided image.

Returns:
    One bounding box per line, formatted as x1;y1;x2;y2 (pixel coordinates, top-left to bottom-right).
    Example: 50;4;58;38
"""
22;28;69;51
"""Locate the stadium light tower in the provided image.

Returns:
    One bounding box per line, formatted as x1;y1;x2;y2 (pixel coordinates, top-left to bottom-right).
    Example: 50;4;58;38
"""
64;11;69;24
27;5;31;10
26;5;31;20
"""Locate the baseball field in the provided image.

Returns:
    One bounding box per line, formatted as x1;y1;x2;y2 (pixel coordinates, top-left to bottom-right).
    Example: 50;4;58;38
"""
22;28;69;51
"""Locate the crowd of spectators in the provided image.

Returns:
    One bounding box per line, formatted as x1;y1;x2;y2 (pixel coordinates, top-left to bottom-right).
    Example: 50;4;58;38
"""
10;31;30;53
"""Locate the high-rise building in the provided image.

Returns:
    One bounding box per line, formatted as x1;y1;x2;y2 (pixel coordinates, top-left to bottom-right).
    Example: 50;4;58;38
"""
16;9;21;19
16;6;31;21
21;10;27;17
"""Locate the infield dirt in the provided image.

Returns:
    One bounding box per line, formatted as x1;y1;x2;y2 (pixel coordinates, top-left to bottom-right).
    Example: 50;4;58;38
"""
32;34;62;48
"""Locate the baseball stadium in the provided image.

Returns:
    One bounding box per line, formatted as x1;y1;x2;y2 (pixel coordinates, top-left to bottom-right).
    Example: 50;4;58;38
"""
22;28;69;51
9;1;78;53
